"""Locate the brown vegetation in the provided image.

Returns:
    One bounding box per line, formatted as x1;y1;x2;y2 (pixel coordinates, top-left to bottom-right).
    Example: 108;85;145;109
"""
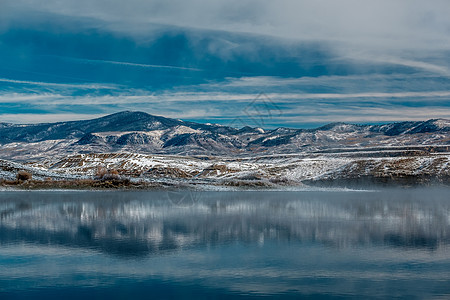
0;178;161;190
17;170;32;181
95;167;120;180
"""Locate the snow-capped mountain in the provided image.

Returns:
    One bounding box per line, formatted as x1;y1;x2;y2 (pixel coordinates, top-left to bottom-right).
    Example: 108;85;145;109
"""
0;111;449;161
0;112;449;187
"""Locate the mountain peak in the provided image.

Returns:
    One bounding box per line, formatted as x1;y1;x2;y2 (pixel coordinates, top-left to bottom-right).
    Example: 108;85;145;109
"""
316;122;360;132
98;111;154;120
428;119;450;129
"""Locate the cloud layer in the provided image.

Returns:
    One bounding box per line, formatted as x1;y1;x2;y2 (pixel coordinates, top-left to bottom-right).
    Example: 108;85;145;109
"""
1;0;450;126
3;0;450;50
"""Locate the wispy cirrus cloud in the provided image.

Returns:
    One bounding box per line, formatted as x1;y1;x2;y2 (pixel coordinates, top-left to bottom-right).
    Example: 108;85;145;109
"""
339;54;450;76
0;113;106;124
0;78;118;90
57;56;204;72
1;84;449;126
2;103;449;126
2;90;450;105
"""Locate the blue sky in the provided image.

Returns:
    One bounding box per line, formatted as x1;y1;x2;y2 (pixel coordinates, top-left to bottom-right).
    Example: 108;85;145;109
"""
1;0;450;128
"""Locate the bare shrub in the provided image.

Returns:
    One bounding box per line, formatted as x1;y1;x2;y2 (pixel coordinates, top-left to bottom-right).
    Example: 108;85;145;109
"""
17;170;32;181
95;167;120;180
102;169;120;180
95;166;108;179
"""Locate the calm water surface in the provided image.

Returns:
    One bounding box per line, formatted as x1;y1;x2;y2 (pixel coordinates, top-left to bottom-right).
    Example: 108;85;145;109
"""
1;189;450;299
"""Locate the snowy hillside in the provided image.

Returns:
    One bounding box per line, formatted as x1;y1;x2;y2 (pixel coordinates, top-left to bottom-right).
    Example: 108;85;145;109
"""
2;149;449;187
1;112;449;187
0;111;449;161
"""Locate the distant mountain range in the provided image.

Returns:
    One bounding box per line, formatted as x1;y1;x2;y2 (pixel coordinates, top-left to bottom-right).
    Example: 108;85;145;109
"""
0;111;449;161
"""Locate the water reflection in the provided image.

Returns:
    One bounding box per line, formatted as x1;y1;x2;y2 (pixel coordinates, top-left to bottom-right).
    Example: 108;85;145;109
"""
1;189;450;298
2;190;450;255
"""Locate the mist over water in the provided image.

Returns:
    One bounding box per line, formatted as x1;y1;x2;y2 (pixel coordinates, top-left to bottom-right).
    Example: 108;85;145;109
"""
1;189;450;298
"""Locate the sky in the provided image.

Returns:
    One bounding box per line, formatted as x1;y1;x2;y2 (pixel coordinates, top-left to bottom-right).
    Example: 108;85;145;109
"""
1;0;450;128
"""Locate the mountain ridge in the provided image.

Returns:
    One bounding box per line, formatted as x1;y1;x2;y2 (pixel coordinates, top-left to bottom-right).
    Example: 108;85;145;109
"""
0;111;449;161
1;111;449;138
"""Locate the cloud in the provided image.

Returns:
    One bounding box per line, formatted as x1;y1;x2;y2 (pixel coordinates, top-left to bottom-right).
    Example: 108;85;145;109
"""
3;0;450;52
1;1;450;126
58;56;204;72
1;84;449;126
0;78;118;90
340;54;450;76
2;103;450;126
0;113;106;124
280;107;450;125
3;89;450;106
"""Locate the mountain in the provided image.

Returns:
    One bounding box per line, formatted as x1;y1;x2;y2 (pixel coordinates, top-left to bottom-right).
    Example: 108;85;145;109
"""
0;111;449;162
0;111;237;143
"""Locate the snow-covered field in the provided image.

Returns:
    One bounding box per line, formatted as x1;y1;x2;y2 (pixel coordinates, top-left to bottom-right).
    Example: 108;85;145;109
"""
2;148;449;187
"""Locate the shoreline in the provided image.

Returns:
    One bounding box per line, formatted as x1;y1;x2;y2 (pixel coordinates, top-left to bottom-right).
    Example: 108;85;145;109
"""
1;175;449;191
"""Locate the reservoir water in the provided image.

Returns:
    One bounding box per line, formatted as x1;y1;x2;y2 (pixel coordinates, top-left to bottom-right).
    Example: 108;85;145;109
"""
1;189;450;299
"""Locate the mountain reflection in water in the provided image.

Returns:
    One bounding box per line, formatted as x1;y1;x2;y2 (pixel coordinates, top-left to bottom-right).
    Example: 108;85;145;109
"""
1;189;450;298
